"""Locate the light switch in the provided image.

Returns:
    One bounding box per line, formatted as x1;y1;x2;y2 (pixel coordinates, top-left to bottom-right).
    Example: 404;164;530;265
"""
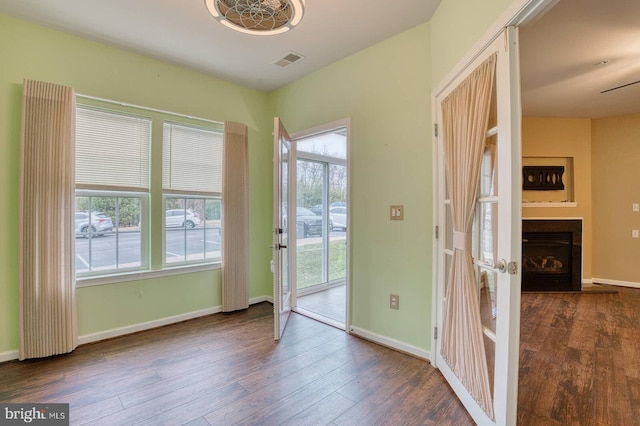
633;230;639;239
390;205;404;221
633;203;639;212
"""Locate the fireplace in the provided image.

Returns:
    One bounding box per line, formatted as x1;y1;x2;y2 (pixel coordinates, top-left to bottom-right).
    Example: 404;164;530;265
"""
522;219;582;291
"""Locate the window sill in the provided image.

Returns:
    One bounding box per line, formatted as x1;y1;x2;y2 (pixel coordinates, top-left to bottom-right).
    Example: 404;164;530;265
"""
76;262;221;288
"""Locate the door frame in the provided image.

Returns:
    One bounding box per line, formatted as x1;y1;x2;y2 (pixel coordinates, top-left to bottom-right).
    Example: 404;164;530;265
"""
290;118;351;330
430;0;558;423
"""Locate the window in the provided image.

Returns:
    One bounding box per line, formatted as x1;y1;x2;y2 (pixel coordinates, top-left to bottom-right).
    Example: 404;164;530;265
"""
163;122;223;265
74;102;224;281
75;107;150;276
74;192;145;274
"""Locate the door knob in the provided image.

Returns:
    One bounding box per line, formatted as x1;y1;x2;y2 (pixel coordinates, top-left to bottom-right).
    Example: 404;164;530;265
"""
494;259;507;273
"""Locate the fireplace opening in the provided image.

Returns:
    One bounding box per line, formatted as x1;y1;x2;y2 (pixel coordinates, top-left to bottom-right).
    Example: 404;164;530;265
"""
522;220;582;291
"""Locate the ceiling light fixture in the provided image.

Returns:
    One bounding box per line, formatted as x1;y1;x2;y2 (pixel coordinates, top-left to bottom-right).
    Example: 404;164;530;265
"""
205;0;306;36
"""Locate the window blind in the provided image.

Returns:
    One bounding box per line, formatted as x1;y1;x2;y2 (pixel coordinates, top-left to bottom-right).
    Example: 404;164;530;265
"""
76;107;151;191
163;122;223;195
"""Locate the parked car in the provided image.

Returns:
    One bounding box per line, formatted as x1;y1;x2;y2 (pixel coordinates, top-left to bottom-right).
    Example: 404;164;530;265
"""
75;211;114;237
310;204;324;215
311;202;347;214
166;209;201;229
329;206;347;231
284;207;323;238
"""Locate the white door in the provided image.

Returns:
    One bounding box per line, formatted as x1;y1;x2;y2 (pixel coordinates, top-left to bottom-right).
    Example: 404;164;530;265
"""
433;27;522;425
273;117;295;340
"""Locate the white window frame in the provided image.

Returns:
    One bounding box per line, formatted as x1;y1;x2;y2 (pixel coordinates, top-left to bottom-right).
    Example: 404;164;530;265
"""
162;194;222;267
75;190;149;278
74;96;225;286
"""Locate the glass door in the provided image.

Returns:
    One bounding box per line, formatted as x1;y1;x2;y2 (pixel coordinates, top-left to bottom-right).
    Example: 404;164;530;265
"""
273;118;294;340
433;27;522;425
292;125;348;328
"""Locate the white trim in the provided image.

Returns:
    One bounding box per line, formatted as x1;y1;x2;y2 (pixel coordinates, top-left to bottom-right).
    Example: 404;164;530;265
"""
432;0;556;97
78;305;223;345
350;326;430;360
76;94;223;126
289;118;352;332
290;118;350;141
0;296;274;363
524;216;583;221
431;95;440;367
294;307;345;330
250;295;273;304
76;262;221;287
582;278;594;285
591;278;640;289
0;350;19;363
523;202;577;208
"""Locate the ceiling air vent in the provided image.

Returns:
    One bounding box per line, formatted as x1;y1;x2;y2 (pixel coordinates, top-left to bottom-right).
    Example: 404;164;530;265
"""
273;51;304;68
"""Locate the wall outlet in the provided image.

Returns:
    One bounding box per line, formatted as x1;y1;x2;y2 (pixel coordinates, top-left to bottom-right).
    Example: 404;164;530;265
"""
633;230;639;239
634;204;640;212
390;294;399;310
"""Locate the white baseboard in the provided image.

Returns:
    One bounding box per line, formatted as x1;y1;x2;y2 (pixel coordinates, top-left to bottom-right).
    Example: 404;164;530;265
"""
0;350;19;363
78;305;224;345
0;295;274;363
350;326;431;361
591;278;640;289
249;295;273;304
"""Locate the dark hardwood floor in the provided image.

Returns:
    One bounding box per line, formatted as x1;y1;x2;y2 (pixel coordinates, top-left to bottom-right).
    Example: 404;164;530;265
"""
0;303;472;425
2;286;639;425
518;286;640;425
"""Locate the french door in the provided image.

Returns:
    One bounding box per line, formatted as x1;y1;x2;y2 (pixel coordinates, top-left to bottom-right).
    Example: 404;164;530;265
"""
273;118;295;340
433;27;522;425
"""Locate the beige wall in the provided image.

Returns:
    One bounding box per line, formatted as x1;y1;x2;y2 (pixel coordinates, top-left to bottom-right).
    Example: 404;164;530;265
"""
592;113;640;284
522;117;593;280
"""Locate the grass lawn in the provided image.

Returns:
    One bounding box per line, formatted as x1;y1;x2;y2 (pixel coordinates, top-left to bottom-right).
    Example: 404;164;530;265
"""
296;239;346;289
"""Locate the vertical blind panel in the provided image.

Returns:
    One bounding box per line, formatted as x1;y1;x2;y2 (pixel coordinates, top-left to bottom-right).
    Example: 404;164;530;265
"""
20;79;77;359
222;121;249;312
163;122;223;194
76;107;151;190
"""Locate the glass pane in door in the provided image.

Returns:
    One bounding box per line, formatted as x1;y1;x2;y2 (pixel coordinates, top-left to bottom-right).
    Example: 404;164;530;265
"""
282;142;289;297
296;159;325;289
329;163;347;282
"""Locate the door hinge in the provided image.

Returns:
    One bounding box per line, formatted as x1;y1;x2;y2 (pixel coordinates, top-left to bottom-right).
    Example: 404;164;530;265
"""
508;261;518;275
434;123;438;137
433;327;438;340
435;225;439;239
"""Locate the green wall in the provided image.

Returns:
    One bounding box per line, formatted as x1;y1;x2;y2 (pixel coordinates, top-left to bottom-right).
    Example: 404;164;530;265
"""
430;0;515;86
1;0;522;357
271;23;433;351
0;14;273;353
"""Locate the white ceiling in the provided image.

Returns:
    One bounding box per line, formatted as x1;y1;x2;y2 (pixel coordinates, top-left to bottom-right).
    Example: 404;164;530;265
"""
1;0;637;118
0;0;440;92
520;0;640;118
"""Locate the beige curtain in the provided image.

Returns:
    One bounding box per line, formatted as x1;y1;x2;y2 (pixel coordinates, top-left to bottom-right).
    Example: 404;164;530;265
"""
19;79;77;360
440;54;497;419
222;121;249;312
